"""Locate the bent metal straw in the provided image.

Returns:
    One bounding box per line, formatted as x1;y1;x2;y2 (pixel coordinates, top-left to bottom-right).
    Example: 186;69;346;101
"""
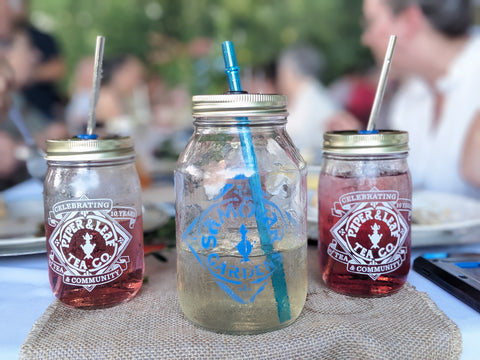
221;41;291;323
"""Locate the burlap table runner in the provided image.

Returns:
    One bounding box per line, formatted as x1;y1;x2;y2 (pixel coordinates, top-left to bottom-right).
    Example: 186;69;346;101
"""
20;247;462;360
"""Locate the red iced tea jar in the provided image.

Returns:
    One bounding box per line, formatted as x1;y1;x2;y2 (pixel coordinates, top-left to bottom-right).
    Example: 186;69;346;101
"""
318;130;411;296
44;137;144;308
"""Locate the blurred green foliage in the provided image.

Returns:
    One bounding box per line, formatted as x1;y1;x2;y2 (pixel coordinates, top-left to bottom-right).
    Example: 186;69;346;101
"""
31;0;372;94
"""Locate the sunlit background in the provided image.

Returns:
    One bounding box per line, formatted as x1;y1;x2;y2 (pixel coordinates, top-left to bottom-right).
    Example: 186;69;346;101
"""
30;0;370;94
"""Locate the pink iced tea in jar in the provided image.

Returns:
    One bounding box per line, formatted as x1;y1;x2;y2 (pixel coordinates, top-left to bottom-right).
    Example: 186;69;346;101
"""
318;131;411;296
44;137;144;308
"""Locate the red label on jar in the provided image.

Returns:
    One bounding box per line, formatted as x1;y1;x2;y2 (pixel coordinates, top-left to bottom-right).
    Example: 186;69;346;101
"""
327;187;411;280
47;195;138;292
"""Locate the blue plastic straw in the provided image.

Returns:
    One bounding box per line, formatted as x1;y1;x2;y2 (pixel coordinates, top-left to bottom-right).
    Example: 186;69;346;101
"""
222;41;291;323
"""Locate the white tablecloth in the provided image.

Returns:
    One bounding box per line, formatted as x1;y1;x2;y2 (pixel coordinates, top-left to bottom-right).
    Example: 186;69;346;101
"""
1;242;479;360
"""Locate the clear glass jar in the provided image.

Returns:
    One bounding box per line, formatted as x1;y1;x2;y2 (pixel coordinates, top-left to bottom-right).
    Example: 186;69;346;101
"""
318;131;412;296
175;94;307;334
44;137;144;309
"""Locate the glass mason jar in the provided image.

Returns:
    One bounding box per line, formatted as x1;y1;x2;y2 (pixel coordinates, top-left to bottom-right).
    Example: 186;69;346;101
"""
44;137;144;309
318;131;412;296
175;94;307;334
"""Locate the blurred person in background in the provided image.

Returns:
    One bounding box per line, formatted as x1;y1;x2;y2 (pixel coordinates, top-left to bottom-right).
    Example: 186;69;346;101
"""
0;57;16;184
65;57;94;136
0;57;13;117
328;67;378;128
362;0;480;197
148;74;192;178
9;0;66;120
276;44;360;164
149;74;191;133
96;54;160;186
96;54;147;136
0;0;14;47
0;23;67;189
241;61;278;94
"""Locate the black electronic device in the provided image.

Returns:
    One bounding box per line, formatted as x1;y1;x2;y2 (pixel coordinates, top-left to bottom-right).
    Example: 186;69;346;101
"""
413;253;480;313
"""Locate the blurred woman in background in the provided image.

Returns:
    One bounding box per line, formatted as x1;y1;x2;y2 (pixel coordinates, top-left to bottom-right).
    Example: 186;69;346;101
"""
362;0;480;197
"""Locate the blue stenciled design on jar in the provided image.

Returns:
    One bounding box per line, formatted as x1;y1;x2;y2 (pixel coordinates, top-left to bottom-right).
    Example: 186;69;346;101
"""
237;224;252;262
183;175;293;304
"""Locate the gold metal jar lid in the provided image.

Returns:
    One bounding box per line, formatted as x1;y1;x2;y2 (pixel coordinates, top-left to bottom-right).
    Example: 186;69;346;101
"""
192;94;287;117
323;130;409;155
45;136;135;161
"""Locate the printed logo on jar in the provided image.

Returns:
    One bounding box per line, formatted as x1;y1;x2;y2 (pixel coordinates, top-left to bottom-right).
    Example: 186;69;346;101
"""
328;187;411;280
183;175;293;304
47;196;138;291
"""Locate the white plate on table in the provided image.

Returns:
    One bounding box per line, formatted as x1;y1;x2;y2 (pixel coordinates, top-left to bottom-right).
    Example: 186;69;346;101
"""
0;235;47;257
0;200;46;257
411;190;480;246
0;199;171;257
307;190;480;247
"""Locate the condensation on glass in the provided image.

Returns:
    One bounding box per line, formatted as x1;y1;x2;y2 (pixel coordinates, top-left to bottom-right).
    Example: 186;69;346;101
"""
175;94;307;333
44;137;144;309
318;130;412;296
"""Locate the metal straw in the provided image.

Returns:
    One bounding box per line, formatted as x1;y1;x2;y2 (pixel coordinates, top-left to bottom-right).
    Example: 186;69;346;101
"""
366;35;397;132
222;41;291;323
85;36;105;137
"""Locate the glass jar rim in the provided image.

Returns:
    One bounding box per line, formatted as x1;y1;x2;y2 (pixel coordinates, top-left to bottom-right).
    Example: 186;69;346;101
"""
323;130;409;155
45;136;135;161
192;94;287;117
